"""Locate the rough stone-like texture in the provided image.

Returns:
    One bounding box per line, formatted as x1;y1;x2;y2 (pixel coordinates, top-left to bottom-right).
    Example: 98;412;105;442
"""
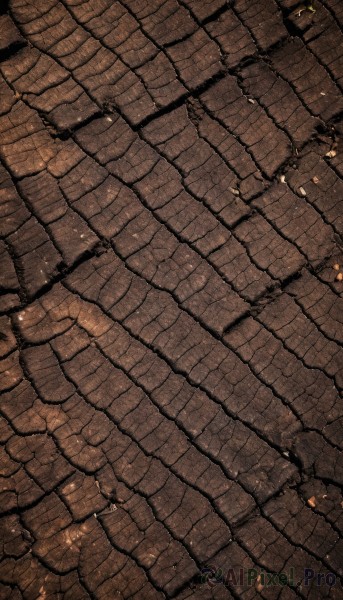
0;1;342;598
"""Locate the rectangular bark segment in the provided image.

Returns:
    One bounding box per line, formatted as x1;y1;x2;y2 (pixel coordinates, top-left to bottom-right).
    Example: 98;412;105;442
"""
201;76;291;178
270;38;343;121
234;0;288;50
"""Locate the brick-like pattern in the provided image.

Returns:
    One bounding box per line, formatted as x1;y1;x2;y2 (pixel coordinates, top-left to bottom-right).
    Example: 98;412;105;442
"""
0;1;342;598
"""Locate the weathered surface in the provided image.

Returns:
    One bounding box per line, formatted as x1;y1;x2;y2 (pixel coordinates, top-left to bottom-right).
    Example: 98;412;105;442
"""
0;0;342;598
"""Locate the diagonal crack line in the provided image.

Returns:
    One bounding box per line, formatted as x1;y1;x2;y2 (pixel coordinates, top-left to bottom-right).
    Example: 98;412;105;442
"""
276;0;343;94
62;275;302;460
0;40;27;62
68;122;274;305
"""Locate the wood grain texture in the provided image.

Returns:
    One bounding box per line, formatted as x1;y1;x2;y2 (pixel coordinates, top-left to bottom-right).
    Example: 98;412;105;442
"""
0;1;342;598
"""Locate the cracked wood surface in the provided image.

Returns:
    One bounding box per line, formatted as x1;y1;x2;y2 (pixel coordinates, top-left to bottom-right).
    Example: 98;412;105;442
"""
0;0;342;598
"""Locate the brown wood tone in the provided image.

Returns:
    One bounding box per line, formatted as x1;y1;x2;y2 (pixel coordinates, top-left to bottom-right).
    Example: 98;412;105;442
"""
0;1;342;598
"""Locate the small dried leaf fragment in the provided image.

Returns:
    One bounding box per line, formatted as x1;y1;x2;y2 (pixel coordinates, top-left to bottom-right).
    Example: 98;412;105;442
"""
229;187;240;196
292;4;306;17
326;149;337;159
255;574;264;593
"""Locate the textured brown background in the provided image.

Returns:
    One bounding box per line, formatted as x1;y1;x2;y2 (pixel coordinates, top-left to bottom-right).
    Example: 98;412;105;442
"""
0;0;342;598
